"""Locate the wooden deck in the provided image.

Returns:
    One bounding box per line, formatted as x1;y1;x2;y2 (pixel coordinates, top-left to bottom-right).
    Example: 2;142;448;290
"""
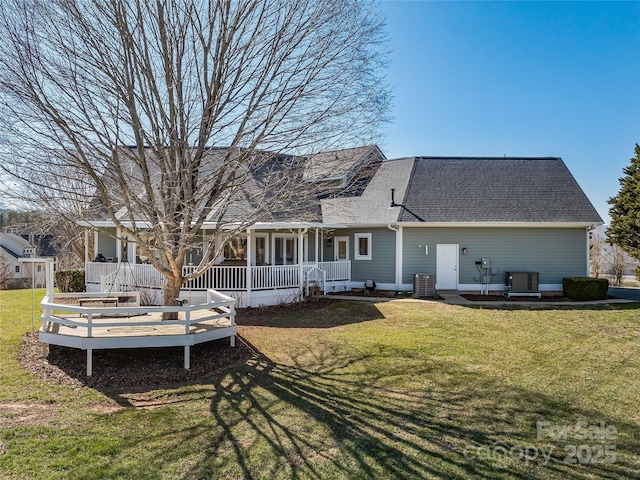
42;309;234;339
40;290;237;376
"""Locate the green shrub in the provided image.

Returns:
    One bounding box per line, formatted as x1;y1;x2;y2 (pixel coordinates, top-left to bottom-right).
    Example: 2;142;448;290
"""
636;267;640;283
562;277;608;301
55;269;86;292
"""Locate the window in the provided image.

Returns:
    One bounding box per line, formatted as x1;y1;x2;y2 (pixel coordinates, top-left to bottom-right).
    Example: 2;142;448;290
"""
255;235;268;265
223;236;247;261
354;233;372;260
15;265;20;273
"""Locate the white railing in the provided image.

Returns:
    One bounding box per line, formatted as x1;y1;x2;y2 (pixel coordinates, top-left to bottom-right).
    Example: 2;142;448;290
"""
318;260;350;281
183;265;247;290
251;264;299;290
86;260;350;292
86;262;119;284
40;289;236;376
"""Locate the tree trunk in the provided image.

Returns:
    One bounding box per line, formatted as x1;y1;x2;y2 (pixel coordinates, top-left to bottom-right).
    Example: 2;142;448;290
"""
162;275;183;320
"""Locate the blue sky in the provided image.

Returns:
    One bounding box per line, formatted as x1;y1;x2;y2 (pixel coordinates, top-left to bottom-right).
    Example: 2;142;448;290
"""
378;1;640;223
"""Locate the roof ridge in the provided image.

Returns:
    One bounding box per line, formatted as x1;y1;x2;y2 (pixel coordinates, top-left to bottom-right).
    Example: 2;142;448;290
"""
414;156;562;161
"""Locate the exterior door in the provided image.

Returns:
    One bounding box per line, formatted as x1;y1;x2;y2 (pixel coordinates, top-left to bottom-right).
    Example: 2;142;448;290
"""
273;236;296;265
436;244;458;290
334;236;349;261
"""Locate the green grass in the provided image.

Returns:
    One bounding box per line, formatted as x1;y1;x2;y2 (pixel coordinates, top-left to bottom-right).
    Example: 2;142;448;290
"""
1;290;640;479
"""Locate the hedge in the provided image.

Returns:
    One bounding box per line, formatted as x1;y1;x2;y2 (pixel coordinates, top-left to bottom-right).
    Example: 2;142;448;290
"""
55;269;86;293
562;277;609;301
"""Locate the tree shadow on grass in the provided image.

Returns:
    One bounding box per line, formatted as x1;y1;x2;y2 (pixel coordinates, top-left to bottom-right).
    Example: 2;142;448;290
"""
235;299;385;328
183;337;640;479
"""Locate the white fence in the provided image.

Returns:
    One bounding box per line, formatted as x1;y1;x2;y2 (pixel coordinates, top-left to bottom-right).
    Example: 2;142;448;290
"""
86;260;351;292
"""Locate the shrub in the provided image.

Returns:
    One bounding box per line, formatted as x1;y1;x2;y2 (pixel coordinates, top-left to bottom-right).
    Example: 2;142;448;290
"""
562;277;608;301
55;269;86;292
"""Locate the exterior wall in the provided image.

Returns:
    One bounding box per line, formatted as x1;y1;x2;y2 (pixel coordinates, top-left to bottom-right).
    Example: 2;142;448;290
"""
329;228;396;287
402;227;588;291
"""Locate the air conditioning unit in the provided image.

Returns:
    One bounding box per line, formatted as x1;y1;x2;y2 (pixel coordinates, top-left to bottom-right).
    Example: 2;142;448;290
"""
505;272;540;298
414;273;435;297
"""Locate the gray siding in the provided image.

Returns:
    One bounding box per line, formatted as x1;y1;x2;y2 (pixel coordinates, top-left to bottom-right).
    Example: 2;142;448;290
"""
402;227;587;286
330;228;396;283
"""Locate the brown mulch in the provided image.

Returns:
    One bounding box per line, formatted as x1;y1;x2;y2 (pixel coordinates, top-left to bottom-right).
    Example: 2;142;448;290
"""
461;294;573;302
17;298;335;390
19;332;253;390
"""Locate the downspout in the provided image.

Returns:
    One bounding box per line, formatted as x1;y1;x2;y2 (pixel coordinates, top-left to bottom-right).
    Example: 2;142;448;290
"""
388;224;400;292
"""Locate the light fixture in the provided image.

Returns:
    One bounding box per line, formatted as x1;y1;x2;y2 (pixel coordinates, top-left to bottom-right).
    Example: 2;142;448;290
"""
462;247;468;255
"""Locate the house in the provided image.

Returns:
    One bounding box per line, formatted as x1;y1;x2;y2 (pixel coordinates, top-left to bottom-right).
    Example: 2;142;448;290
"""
322;156;603;294
0;232;48;287
83;148;602;305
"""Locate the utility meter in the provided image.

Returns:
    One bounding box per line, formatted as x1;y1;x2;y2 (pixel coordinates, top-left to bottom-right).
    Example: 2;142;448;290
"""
481;257;490;269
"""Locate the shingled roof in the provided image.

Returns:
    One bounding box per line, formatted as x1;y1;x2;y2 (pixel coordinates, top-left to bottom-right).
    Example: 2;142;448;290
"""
397;157;603;223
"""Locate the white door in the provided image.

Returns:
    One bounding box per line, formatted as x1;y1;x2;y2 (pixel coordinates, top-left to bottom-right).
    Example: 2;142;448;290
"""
436;244;458;290
334;236;349;261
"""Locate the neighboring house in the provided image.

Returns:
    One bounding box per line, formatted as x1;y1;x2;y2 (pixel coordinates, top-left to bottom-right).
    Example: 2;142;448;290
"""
0;232;48;287
83;148;603;305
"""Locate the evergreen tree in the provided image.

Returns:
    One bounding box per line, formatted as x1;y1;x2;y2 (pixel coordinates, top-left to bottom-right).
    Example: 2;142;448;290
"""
607;144;640;259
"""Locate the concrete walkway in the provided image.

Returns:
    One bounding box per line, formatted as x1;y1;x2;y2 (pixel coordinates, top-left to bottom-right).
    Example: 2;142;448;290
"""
325;293;636;307
439;293;635;307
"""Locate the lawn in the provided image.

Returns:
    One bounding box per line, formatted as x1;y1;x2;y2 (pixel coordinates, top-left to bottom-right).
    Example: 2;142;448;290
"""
1;289;639;479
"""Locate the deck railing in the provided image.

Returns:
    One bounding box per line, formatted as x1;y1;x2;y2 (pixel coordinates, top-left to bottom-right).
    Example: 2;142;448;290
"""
87;260;350;292
40;289;236;376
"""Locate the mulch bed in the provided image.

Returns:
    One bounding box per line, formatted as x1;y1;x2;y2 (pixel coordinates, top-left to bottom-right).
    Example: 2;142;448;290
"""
18;298;335;390
461;294;573;302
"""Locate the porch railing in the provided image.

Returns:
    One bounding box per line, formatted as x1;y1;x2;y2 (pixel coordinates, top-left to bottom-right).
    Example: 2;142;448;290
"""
87;260;350;292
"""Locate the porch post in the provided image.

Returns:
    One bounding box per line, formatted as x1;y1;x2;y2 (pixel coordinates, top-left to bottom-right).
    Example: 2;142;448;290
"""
298;228;304;299
315;228;319;266
93;230;99;259
246;228;252;308
45;258;55;301
396;226;403;291
84;229;89;263
320;229;324;262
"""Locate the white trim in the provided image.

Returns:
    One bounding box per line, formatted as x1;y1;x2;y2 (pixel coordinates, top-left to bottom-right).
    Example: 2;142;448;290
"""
354;233;372;260
396;221;603;228
396;226;403;292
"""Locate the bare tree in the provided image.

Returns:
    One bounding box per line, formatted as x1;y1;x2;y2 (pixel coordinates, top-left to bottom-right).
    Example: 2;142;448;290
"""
0;257;12;290
607;244;633;286
589;227;605;278
0;0;389;313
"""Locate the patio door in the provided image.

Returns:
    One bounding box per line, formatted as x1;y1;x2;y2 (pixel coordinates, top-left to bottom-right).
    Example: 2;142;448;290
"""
436;244;458;290
273;236;297;265
334;236;349;261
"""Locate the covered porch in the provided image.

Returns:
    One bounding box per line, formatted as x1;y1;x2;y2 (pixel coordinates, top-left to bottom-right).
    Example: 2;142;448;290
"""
84;223;351;308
